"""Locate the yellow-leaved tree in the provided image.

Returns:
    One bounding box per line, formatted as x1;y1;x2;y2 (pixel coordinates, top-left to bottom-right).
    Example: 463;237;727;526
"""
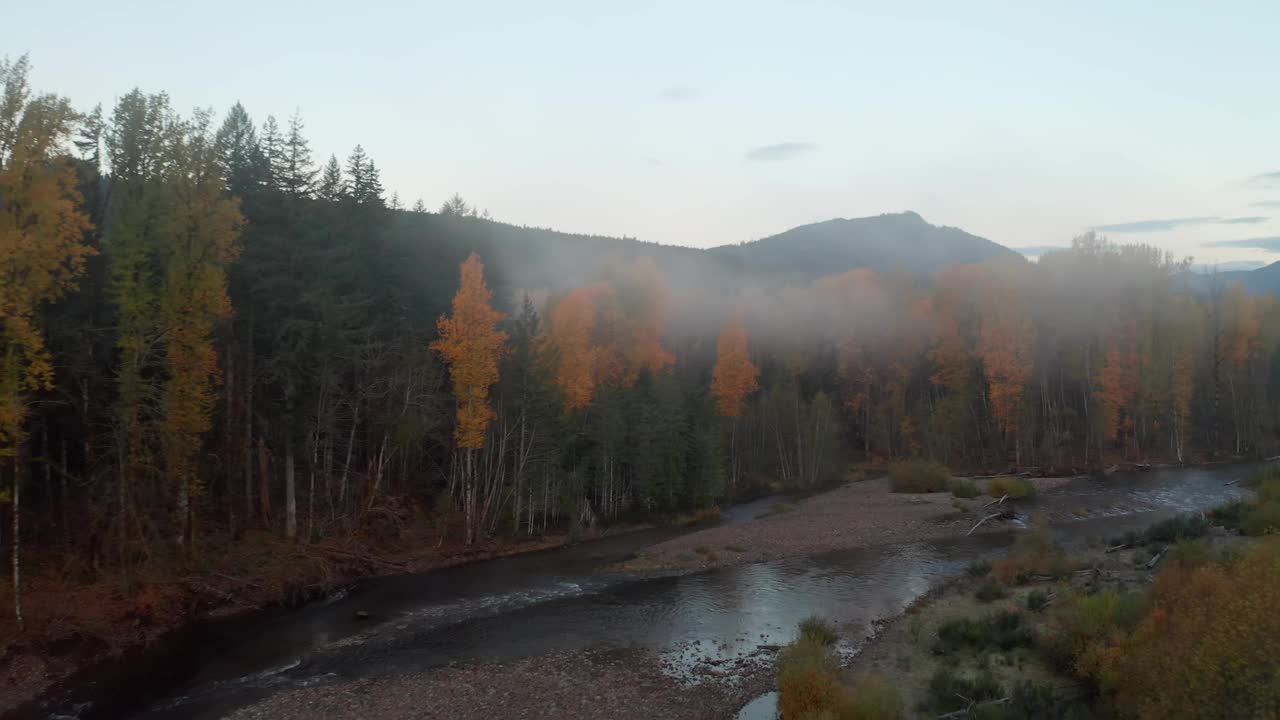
431;253;507;545
0;56;95;630
711;316;759;492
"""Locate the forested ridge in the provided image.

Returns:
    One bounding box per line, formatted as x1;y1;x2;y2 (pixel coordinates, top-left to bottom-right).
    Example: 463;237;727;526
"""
4;55;1280;640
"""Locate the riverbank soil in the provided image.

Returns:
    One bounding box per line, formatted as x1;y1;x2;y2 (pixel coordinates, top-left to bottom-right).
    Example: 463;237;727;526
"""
228;646;772;720
616;475;1069;573
0;529;566;712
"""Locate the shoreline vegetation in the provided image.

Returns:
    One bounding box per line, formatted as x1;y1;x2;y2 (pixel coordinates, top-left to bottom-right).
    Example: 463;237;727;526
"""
773;465;1280;719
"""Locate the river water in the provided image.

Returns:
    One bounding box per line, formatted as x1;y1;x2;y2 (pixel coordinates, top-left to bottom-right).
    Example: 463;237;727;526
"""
35;463;1258;720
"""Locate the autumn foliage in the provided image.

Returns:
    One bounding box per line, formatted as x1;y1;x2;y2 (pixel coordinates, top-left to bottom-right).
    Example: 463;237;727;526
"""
711;317;759;418
432;253;508;448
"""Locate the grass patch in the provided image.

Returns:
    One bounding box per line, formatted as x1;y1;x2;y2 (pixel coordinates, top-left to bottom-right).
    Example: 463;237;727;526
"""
889;460;950;493
1113;513;1209;548
799;615;838;646
842;675;900;720
949;478;981;499
934;610;1033;655
694;545;711;555
923;667;1004;714
986;475;1035;499
724;545;747;553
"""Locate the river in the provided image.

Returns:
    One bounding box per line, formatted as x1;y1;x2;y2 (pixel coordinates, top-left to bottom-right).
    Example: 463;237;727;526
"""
33;462;1258;720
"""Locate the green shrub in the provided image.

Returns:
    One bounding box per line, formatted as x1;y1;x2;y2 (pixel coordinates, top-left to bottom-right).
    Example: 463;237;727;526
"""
889;460;950;493
975;578;1007;603
1241;502;1280;536
1141;514;1209;544
924;668;1003;713
1168;538;1214;569
799;615;838;646
1242;465;1280;490
934;610;1033;654
986;476;1035;499
949;478;981;498
1008;679;1061;718
1026;588;1052;612
966;559;993;577
1209;498;1250;530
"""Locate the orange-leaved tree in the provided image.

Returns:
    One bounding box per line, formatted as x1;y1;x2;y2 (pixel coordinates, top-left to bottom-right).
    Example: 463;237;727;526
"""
711;316;759;492
1096;321;1139;458
431;253;508;545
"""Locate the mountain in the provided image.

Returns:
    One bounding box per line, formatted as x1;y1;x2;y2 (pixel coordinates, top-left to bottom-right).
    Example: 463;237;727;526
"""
406;211;1023;312
1191;261;1280;295
706;211;1023;282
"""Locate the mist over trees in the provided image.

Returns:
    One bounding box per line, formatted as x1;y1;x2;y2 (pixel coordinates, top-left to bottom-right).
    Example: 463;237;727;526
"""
5;55;1280;632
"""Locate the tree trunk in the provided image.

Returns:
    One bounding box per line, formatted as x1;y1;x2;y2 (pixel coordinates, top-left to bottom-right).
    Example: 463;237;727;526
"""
244;318;255;527
257;436;271;528
12;452;24;632
285;437;297;539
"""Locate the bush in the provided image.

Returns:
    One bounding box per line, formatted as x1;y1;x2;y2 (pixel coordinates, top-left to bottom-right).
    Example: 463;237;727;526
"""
924;668;1003;713
1101;538;1280;718
1039;589;1146;672
889;460;950;493
966;559;993;577
839;675;900;720
949;478;981;499
975;578;1007;603
777;636;840;719
1008;679;1061;718
985;476;1035;499
1140;514;1209;544
799;615;838;646
934;610;1033;654
992;528;1072;585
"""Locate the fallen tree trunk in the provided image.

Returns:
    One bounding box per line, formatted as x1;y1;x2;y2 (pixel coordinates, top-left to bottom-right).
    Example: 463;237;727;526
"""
1146;545;1169;570
968;512;1007;536
982;494;1009;509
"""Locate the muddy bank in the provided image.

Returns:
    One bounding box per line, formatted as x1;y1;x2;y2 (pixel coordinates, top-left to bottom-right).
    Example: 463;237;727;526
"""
1;531;576;715
617;476;1070;573
228;646;771;720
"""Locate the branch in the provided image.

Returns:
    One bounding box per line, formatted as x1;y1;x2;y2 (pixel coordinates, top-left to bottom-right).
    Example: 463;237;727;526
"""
982;494;1009;509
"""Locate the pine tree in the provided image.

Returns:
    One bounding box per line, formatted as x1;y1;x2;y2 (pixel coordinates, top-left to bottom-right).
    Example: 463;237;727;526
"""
279;112;315;199
215;102;263;197
317;154;343;202
259;115;284;191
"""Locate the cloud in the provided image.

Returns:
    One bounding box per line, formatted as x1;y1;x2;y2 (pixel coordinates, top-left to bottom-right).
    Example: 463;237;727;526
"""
1202;236;1280;252
744;142;816;162
1250;201;1280;209
1250;171;1280;186
1092;217;1220;233
1092;216;1270;233
1013;245;1070;257
657;86;700;102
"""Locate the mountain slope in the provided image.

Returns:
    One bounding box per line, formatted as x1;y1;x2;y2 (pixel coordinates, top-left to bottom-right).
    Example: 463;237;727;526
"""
707;211;1023;281
1190;261;1280;295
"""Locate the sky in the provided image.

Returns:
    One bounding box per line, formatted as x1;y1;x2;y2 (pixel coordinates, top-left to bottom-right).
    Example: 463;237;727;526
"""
11;0;1280;263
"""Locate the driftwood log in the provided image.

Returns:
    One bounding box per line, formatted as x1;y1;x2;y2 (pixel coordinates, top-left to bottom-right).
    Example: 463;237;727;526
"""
937;697;1010;719
1146;545;1169;570
982;494;1009;509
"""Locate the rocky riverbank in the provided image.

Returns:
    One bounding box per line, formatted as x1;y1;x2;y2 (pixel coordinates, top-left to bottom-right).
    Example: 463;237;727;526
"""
229;646;773;720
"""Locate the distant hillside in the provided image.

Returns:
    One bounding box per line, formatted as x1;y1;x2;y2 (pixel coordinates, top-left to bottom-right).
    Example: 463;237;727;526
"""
402;211;1023;313
707;211;1023;282
1190;261;1280;295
